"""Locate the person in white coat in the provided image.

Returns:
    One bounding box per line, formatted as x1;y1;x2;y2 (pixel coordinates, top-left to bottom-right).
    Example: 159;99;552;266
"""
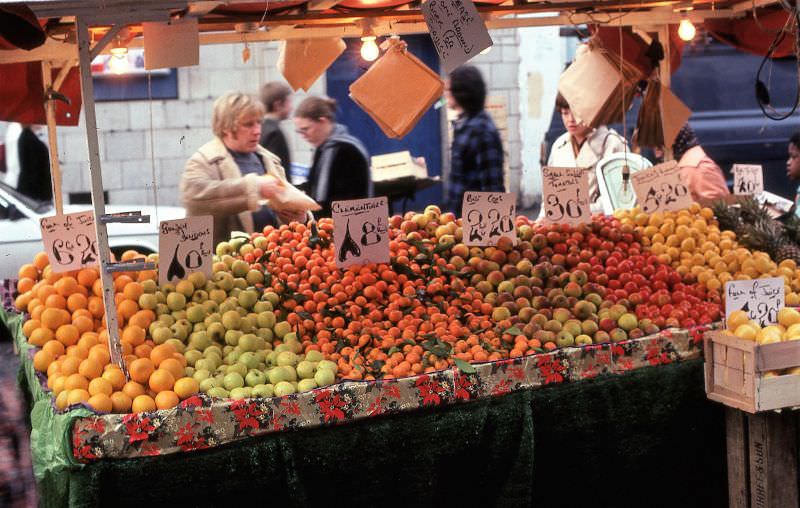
545;93;627;214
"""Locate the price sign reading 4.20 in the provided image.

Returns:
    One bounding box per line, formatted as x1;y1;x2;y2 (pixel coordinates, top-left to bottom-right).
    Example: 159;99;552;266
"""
39;211;99;273
541;166;591;226
159;216;214;286
462;191;516;247
631;160;692;214
724;277;784;328
332;197;390;269
733;164;764;196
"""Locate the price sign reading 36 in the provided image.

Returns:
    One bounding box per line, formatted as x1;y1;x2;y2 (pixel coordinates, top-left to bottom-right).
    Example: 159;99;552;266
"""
462;191;516;247
631;161;693;213
541;166;591;226
39;211;99;273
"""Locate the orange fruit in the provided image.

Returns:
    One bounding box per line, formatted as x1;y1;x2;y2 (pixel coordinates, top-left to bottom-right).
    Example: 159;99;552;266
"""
17;277;35;294
122;381;146;400
134;343;153;360
66;344;89;360
88;347;110;367
150;344;177;367
113;275;134;293
64;373;89;391
66;293;88;312
78;358;103;380
47;360;62;378
87;393;113;413
92;278;103;297
42;265;61;284
42;339;66;358
33;251;50;271
110;391;132;413
55;277;78;297
22;319;41;338
102;368;126;391
44;293;67;310
41;307;67;330
77;333;99;350
55;324;80;347
120;250;143;262
154;390;179;410
33;350;55;372
88;377;113;396
51;375;66;396
173;377;199;400
131;394;156;413
128;358;155;384
76;268;98;288
29;327;54;347
60;356;81;376
55;391;70;410
122;282;144;302
148;369;175;393
128;310;155;329
117;299;139;321
67;389;91;406
87;296;104;318
26;297;42;315
121;325;145;347
18;263;38;280
37;284;57;302
72;315;94;335
159;358;184;380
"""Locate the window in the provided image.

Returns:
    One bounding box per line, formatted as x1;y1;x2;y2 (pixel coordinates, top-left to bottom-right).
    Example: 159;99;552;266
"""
91;48;178;102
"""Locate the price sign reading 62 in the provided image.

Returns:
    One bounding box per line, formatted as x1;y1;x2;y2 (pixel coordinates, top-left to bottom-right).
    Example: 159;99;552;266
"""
39;211;99;273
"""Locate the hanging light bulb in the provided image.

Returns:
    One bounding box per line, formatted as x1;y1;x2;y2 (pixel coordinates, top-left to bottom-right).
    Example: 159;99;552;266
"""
678;16;696;41
360;34;379;61
108;54;130;74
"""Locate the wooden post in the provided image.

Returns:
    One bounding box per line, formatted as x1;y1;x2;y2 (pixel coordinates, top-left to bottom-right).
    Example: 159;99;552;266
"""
747;411;799;508
75;17;127;374
657;24;674;161
41;61;65;215
726;407;750;508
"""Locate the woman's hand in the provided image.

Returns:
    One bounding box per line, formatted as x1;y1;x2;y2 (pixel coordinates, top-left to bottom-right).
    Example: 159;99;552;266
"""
277;209;308;224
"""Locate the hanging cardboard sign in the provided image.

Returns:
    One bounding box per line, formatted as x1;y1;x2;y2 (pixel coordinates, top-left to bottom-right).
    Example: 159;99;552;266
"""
461;191;516;246
725;277;784;328
40;211;99;273
278;38;346;92
143;18;199;70
421;0;493;73
371;151;427;181
733;164;764;196
541;166;592;226
332;197;390;268
631;160;692;213
158;216;213;286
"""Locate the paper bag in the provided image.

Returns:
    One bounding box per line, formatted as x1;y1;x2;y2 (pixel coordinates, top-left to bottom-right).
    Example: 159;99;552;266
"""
262;175;321;213
349;46;444;139
278;38;346;92
635;80;691;149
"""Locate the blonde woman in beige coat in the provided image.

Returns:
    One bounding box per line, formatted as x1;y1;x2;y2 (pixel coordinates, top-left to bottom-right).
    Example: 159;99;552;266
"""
180;92;305;246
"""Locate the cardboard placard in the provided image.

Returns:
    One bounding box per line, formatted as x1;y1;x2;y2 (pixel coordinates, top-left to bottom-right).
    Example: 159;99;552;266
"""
158;216;214;286
143;18;200;70
461;191;516;246
631;160;692;213
725;277;784;328
332;197;390;268
278;38;346;92
39;211;99;273
371;151;427;182
541;166;592;225
421;0;493;73
733;164;764;196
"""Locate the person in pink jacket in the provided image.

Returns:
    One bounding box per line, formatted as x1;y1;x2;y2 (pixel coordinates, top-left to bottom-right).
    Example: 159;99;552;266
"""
670;124;730;201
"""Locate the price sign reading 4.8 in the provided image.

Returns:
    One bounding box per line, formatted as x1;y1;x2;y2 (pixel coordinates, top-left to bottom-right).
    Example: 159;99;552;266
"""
724;277;784;328
541;166;591;226
332;197;390;269
462;191;516;247
39;211;99;273
733;164;764;196
631;160;692;214
159;216;214;286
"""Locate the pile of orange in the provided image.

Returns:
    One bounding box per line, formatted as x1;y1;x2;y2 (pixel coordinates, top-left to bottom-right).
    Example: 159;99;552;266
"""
16;250;198;414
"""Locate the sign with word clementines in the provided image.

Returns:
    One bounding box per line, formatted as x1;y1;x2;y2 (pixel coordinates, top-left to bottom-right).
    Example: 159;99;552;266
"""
725;277;784;328
541;166;591;226
421;0;493;73
332;197;390;269
39;211;99;273
159;216;213;286
733;164;764;196
462;191;516;247
631;160;692;214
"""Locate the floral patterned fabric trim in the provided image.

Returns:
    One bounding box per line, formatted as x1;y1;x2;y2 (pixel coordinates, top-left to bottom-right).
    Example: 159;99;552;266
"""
70;326;714;462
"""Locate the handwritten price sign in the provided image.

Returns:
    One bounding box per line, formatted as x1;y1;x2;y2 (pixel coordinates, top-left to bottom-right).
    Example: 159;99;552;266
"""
541;166;591;226
421;0;493;73
159;216;214;286
462;191;516;246
733;164;764;196
39;211;98;273
631;160;692;213
332;197;390;269
725;277;784;328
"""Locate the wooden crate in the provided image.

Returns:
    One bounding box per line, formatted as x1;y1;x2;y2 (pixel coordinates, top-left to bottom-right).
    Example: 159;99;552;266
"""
704;331;800;413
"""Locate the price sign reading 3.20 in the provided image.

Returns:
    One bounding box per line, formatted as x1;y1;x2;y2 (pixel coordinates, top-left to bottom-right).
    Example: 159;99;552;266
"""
462;191;516;246
724;277;784;328
631;160;692;213
541;166;591;226
39;211;99;273
732;164;764;196
332;197;390;269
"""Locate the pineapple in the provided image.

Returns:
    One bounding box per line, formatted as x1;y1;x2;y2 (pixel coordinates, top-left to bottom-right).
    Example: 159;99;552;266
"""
719;197;800;264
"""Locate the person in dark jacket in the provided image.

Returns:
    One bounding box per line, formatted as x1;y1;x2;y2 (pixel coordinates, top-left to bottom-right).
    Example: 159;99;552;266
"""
444;65;505;215
259;82;292;170
293;96;372;218
16;125;52;202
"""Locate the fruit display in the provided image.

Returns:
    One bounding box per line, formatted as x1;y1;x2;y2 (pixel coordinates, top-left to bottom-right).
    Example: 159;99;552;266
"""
10;200;800;415
724;306;800;376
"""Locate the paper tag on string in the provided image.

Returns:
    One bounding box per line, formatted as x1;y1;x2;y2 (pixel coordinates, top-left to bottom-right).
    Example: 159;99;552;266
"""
732;164;764;196
39;211;99;273
541;166;592;226
332;197;390;269
462;191;516;246
631;160;693;213
421;0;493;73
725;278;784;328
158;216;214;286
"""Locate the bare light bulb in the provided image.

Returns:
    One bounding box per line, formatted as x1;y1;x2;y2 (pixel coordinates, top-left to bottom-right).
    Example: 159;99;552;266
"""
360;36;379;61
108;54;130;75
678;18;696;41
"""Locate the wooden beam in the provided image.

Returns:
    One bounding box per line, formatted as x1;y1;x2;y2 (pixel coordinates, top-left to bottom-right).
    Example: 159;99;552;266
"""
41;61;65;216
89;24;124;61
732;0;779;12
0;37;77;65
307;0;347;10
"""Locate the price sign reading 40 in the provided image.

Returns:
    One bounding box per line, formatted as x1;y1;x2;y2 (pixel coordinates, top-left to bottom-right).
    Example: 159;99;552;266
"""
332;197;390;269
724;277;784;328
39;211;99;273
159;216;214;286
631;160;692;214
733;164;764;196
541;166;591;226
462;191;516;247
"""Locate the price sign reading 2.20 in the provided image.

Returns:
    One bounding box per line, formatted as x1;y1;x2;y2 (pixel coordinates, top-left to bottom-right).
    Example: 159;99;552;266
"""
462;191;516;247
631;160;692;214
541;166;591;226
39;211;99;273
332;197;390;269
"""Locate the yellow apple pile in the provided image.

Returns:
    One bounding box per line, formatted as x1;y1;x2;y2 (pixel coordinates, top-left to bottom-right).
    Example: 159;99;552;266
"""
726;307;800;377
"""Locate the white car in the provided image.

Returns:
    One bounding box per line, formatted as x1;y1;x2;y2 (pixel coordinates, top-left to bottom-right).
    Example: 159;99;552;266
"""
0;181;185;280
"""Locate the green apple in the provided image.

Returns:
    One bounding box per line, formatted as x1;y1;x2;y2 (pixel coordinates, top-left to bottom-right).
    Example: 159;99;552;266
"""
296;360;316;379
238;334;258;352
314;368;336;387
223;372;245;391
273;321;292;339
193;369;211;383
297;379;318;392
199;377;217;392
253;301;272;313
273;381;296;397
245;369;267;387
207;387;229;398
276;351;298;367
257;311;276;329
268;366;293;385
252;384;274;398
229;387;250;400
317;360;338;373
305;350;324;363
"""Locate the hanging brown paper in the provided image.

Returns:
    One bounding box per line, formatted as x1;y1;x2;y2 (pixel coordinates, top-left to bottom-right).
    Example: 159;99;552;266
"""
278;38;346;92
349;45;444;139
635;80;691;149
